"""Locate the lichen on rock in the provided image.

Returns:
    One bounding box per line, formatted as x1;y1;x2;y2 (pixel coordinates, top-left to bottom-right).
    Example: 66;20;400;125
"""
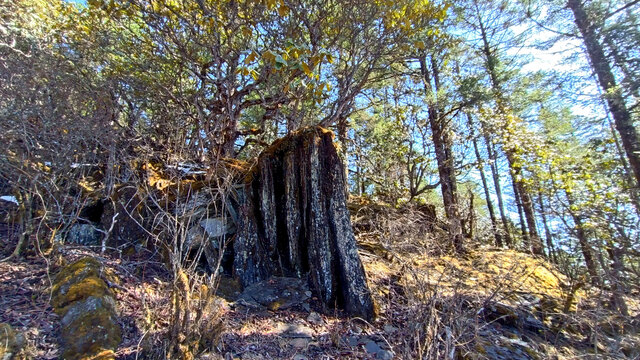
51;257;121;360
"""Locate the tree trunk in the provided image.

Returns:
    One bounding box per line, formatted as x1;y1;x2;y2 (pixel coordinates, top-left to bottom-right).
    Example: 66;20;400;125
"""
606;243;629;315
565;190;600;285
537;191;557;264
475;3;544;256
1;191;31;262
419;55;465;253
511;175;529;246
485;137;513;247
468;114;502;247
568;0;640;189
509;162;545;256
232;127;375;320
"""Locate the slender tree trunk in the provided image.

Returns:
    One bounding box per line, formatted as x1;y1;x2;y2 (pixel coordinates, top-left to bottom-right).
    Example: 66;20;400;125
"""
420;55;464;253
475;1;544;256
600;95;640;215
2;191;31;262
508;159;545;256
468;114;502;246
337;117;350;197
485;139;513;247
565;190;600;285
603;33;640;100
512;176;529;246
606;243;629;315
568;0;640;188
537;191;557;263
354;133;363;196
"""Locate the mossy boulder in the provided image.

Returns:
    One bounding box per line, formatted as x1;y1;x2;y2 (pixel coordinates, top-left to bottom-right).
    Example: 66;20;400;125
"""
0;323;25;360
52;258;121;360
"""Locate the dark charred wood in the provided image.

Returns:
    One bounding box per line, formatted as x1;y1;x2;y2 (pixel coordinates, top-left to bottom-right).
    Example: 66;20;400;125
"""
232;127;375;320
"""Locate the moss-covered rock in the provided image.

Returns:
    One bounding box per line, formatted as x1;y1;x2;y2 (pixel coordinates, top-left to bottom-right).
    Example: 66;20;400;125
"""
59;297;121;360
52;257;121;360
0;323;25;360
52;258;102;302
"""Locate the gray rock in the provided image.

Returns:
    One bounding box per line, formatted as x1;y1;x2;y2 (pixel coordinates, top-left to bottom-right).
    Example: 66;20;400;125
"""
306;312;323;325
277;323;314;338
343;335;359;347
364;340;383;354
377;350;395;360
383;324;398;334
60;295;117;327
175;191;211;217
200;217;235;238
289;338;310;349
65;224;101;246
292;355;308;360
184;226;208;251
237;277;310;311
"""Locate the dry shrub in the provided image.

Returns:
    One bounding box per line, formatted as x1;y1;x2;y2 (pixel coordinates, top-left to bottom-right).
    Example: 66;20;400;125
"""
131;157;242;359
165;270;224;360
349;197;443;253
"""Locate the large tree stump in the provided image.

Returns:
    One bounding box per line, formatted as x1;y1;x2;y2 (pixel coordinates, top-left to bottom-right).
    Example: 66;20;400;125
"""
233;127;375;320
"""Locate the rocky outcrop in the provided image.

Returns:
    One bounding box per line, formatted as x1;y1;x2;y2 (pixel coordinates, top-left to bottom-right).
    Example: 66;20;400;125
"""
51;258;121;360
236;276;312;311
65;224;102;246
232;127;375;320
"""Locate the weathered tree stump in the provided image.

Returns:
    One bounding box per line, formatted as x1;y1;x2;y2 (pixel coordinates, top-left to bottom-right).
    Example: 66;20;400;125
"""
233;127;375;320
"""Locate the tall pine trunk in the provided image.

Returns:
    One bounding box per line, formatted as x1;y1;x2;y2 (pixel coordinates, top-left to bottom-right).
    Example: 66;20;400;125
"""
537;191;557;264
468;114;502;247
420;55;465;253
485;136;513;247
568;0;640;188
511;175;529;246
508;153;545;256
477;11;544;256
565;190;600;285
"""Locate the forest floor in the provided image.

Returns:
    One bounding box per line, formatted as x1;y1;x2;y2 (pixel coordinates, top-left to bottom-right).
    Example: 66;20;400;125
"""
1;204;640;359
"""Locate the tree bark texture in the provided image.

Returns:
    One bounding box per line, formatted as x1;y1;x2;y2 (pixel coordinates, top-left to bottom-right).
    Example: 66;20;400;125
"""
485;138;513;247
508;158;545;256
468;114;502;247
565;190;600;286
419;55;465;253
568;0;640;189
232;127;375;320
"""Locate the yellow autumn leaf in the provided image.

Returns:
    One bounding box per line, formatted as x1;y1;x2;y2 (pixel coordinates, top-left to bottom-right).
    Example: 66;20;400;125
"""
265;0;277;9
244;51;257;64
326;54;334;64
278;5;289;16
301;62;312;76
263;50;276;63
241;26;253;37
